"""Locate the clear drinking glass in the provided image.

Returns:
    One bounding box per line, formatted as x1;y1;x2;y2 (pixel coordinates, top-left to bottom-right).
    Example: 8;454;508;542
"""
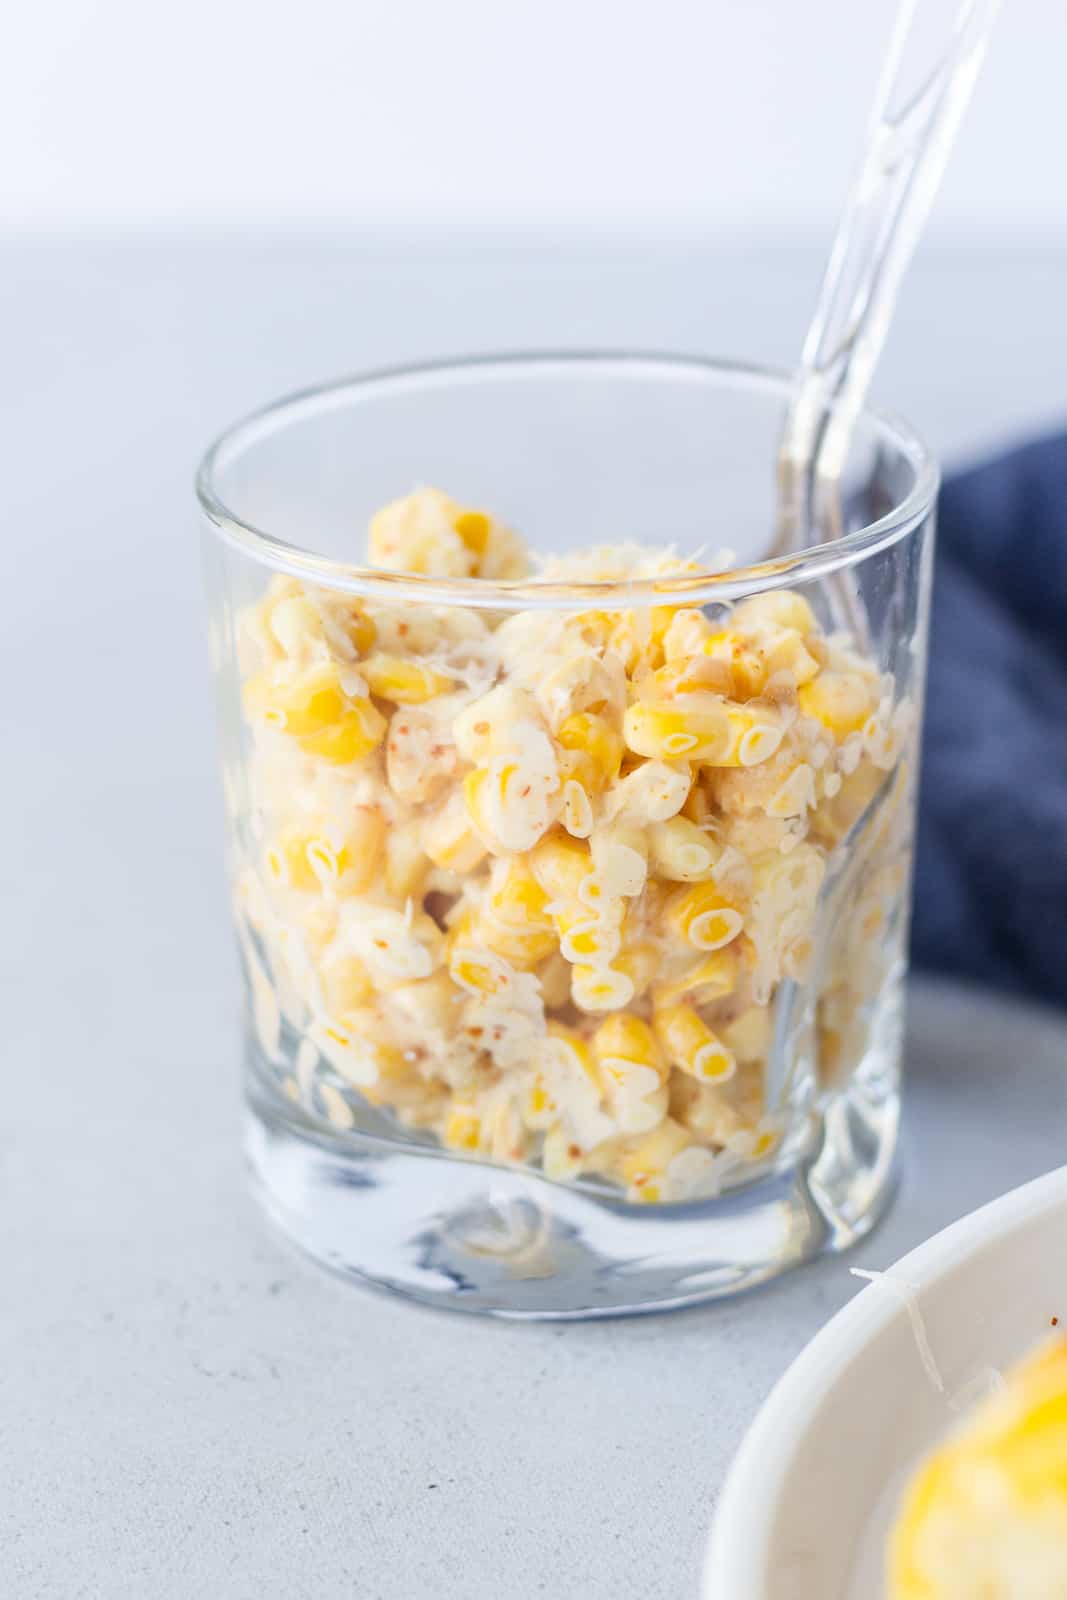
198;354;936;1318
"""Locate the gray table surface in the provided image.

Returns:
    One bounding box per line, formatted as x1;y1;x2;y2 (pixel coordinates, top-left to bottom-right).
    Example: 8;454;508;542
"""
5;236;1067;1600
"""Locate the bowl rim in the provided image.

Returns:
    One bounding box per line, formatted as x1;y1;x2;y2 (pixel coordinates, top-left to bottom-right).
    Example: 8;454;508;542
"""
703;1163;1067;1600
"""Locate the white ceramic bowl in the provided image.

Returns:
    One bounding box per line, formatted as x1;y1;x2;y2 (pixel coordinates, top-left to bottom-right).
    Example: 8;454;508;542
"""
704;1165;1067;1600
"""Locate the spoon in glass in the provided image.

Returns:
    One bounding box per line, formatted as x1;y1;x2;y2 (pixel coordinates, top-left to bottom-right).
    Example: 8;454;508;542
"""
776;0;1001;566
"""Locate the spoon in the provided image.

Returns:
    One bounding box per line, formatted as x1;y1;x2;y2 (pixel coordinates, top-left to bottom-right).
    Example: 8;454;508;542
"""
777;0;1001;560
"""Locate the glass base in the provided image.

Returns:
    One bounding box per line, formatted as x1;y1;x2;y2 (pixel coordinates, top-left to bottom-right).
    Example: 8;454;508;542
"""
245;1059;899;1319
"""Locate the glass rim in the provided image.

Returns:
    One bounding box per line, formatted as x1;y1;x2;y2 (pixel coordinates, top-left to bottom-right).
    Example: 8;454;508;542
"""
195;351;939;609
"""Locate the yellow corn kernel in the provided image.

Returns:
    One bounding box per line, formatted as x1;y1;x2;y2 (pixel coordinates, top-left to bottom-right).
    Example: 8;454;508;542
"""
612;941;660;1000
749;843;825;913
647;815;721;882
797;671;873;738
649;604;678;645
463;755;559;856
320;953;374;1017
591;1017;668;1132
648;654;734;699
623;694;731;761
689;948;742;1005
663;608;716;661
707;704;785;769
560;778;594;839
384;819;430;899
303;836;351;890
442;904;473;947
388;970;459;1038
443;1105;483;1153
654;1004;737;1084
663;882;744;951
651;947;739;1009
293;597;374;659
616;1117;692;1193
527;1078;553;1117
697;630;770;700
347;606;377;657
600;1074;669;1137
546;1020;601;1086
607;759;692;823
265;829;325;893
522;1073;559;1132
556;712;624;790
361;653;454;705
264;813;381;896
368;488;473;578
297;699;387;764
564;608;615;652
452;508;491;555
462;768;492;838
479;523;530;581
314;1016;408;1089
422;793;489;873
452;685;532;762
556;745;595;796
356;906;443;987
483;870;556;953
475;912;557;970
810;760;885;846
552;901;621;966
542;1122;588;1183
463;765;514;845
732;589;817;636
589;825;647;899
488;1108;530;1165
240;580;295;668
731;651;773;702
604;609;669;674
487;857;551;928
528;833;595;904
266;595;324;657
485;1101;529;1164
606;602;680;671
762;627;820;686
593;1015;667;1080
335;805;387;892
571;962;636;1012
446;917;514;995
732;1121;781;1161
244;664;346;735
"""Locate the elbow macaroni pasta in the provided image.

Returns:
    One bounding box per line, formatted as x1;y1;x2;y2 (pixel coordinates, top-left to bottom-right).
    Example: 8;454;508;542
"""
233;489;913;1203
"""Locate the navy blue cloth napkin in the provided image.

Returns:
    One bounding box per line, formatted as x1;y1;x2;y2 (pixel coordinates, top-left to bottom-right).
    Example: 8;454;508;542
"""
913;431;1067;1009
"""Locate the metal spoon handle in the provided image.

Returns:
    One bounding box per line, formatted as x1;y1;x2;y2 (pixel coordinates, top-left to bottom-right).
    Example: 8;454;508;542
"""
779;0;1000;545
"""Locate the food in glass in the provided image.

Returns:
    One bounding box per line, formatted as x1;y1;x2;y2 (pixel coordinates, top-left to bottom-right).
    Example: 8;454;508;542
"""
232;489;912;1207
200;356;935;1315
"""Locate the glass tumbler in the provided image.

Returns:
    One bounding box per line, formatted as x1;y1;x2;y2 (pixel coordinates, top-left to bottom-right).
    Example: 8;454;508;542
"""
198;354;936;1318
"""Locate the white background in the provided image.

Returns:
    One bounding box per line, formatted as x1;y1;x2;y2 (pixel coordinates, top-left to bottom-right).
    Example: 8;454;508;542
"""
5;0;1065;237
